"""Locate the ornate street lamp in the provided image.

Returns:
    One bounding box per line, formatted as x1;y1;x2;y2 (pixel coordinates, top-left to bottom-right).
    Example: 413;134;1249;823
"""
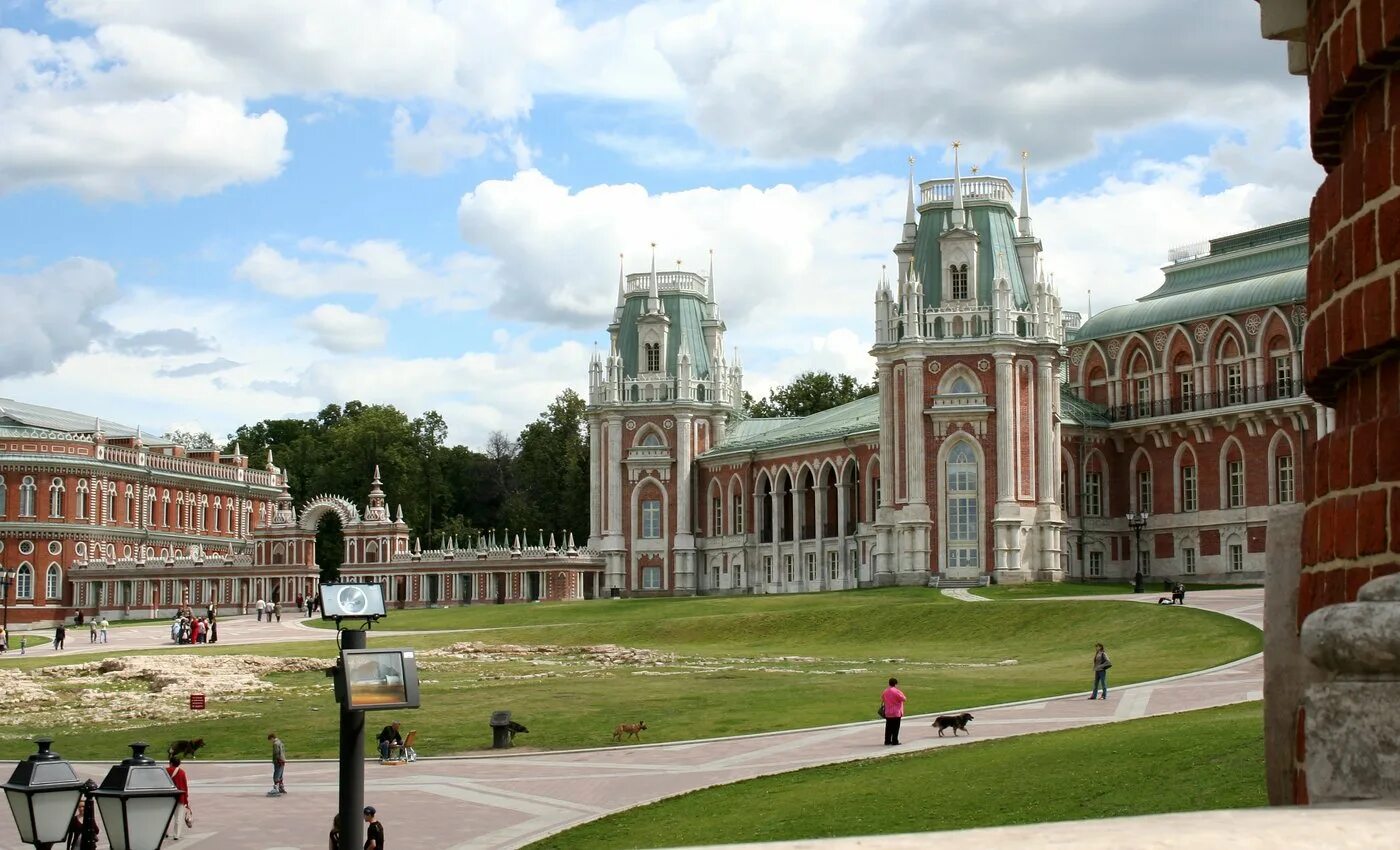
91;743;181;850
1126;511;1150;594
1;738;85;850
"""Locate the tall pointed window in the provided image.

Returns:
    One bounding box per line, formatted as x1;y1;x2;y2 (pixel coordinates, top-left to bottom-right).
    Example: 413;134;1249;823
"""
950;264;969;300
732;493;744;534
1227;459;1245;508
644;343;661;372
15;564;33;599
946;442;979;570
49;477;64;518
1180;464;1198;512
1274;354;1294;398
641;499;661;538
1083;471;1102;517
19;476;36;517
1137;469;1153;513
1276;453;1295;503
74;480;87;520
45;564;60;600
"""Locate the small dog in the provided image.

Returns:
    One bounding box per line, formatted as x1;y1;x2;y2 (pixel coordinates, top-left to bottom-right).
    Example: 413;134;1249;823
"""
612;721;647;742
168;738;206;759
931;713;974;737
507;720;529;741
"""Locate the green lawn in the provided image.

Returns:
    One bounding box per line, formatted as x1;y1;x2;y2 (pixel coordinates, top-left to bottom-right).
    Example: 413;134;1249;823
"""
970;582;1261;600
0;589;1260;761
528;701;1266;849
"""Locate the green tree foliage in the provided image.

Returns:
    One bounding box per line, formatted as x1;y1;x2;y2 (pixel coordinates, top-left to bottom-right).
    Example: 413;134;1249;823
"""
223;389;591;551
747;371;877;418
163;429;217;450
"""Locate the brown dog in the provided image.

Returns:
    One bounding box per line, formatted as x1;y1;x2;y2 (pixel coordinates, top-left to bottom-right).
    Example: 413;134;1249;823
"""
931;713;974;737
168;738;206;759
612;721;647;742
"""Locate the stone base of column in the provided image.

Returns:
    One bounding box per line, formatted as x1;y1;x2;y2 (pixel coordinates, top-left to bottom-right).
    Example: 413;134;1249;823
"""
993;568;1033;584
671;547;697;596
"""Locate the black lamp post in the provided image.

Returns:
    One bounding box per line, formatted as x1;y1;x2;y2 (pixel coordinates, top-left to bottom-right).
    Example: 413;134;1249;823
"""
1127;511;1149;594
1;567;11;644
3;739;180;850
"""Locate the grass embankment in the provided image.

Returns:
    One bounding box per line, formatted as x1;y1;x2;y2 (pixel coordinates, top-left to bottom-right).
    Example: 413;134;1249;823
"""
0;589;1260;760
971;582;1261;600
529;701;1266;849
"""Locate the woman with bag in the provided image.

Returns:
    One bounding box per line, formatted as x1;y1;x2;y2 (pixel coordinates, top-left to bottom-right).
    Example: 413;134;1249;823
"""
165;756;191;840
1090;643;1112;699
880;677;906;746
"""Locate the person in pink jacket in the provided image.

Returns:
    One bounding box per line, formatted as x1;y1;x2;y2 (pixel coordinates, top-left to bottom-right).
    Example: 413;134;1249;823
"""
881;677;907;745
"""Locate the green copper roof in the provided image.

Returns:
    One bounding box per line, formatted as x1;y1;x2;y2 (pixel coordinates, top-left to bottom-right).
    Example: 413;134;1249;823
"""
913;205;1030;308
1076;267;1304;340
704;394;880;456
617;291;713;379
1059;385;1110;428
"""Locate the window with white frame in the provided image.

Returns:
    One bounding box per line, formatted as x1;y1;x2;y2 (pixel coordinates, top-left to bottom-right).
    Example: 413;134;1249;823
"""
1226;363;1244;405
712;497;722;536
827;550;838;580
104;485;114;523
1228;460;1245;508
45;564;60;600
15;564;33;599
19;476;36;517
1274;354;1293;397
74;481;88;519
764;555;773;583
124;485;133;523
644;343;661;372
1136;376;1152;417
641;565;662;589
805;552;815;581
1178;370;1195;411
1229;544;1244;572
1088;550;1104;577
212;497;221;532
733;494;744;534
1182;547;1197;575
48;478;64;518
946;443;979;570
734;562;744;586
1276;454;1295;503
1181;465;1198;512
1137;469;1153;513
950;264;969;300
1083;471;1102;517
784;554;794;582
641;499;661;538
162;494;170;527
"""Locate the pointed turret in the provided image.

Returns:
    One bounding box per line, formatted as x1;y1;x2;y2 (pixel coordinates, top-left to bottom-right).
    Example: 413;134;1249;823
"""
903;155;918;242
266;448;276;472
614;253;627;320
1018;150;1034;237
647;242;661;314
950;141;966;229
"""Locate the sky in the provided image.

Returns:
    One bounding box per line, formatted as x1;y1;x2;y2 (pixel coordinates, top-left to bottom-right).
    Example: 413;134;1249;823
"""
0;0;1318;449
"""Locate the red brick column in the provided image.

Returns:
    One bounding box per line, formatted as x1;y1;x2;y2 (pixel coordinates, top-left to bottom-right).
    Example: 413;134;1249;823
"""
1297;0;1400;804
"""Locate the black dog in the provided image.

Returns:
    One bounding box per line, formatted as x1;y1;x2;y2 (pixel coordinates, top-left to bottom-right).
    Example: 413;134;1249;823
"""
168;738;206;759
507;721;529;741
931;713;974;737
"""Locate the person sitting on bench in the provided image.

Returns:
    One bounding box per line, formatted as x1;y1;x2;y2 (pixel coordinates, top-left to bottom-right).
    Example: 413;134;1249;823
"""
377;721;404;762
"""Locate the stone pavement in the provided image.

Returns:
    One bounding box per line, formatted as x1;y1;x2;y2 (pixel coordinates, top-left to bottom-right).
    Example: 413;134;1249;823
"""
0;590;1264;850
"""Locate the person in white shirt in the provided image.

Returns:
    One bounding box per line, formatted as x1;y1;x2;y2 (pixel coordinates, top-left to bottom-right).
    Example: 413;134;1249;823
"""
256;598;266;622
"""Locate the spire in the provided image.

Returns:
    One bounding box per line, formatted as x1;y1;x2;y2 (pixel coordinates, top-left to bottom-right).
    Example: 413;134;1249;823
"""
1018;150;1033;237
615;253;626;314
647;242;660;313
901;155;919;245
707;249;715;303
950;140;966;229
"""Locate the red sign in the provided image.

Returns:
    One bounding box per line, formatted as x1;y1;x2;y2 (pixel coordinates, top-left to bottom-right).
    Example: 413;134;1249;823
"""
189;694;206;711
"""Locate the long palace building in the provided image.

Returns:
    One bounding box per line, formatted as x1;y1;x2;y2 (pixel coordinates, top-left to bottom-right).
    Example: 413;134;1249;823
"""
587;154;1322;595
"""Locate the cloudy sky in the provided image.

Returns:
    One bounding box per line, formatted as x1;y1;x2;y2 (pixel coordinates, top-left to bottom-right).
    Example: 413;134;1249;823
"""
0;0;1316;447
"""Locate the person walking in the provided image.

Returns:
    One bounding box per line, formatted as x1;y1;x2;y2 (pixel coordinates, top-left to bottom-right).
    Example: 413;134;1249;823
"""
267;732;287;796
165;756;190;842
256;598;265;622
1091;643;1112;699
0;625;7;653
272;601;281;623
881;677;907;746
99;617;109;644
19;635;26;655
89;620;98;644
329;813;342;850
307;596;316;618
363;806;384;850
208;617;218;644
53;623;66;651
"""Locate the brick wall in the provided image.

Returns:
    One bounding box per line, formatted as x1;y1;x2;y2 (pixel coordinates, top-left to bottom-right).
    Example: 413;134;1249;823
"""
1296;0;1400;804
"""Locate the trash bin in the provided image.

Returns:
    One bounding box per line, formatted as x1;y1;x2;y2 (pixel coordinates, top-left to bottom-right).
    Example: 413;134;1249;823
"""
610;587;621;599
490;710;513;749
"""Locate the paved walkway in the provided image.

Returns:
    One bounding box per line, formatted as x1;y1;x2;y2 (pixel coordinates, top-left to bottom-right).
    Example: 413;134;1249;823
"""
0;590;1265;850
940;587;988;602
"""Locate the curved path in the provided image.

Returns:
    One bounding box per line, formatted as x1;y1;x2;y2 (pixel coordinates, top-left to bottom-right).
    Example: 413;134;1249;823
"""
0;589;1264;850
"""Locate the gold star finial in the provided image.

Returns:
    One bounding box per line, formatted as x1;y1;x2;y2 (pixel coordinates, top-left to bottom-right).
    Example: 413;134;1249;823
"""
971;164;980;175
951;140;961;150
1022;150;1029;160
907;154;915;167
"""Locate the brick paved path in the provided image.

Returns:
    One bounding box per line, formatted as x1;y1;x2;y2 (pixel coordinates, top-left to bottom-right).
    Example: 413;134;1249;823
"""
0;590;1264;850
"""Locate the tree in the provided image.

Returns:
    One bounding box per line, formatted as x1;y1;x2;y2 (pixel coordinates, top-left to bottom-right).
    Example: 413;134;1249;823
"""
514;389;589;542
747;371;877;418
164;429;216;450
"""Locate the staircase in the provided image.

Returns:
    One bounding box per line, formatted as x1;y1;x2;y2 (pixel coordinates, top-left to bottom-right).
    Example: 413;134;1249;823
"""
927;575;991;589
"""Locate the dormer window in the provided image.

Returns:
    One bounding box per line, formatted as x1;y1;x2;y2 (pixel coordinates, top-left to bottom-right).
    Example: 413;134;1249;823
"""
645;342;661;372
950;264;969;300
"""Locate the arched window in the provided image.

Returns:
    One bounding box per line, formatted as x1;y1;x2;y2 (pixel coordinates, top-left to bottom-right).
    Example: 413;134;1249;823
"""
1217;333;1245;406
212;497;222;532
124;484;134;523
1222;441;1246;509
49;477;65;518
639;432;663;447
103;483;114;523
1132;453;1153;513
15;563;33;599
45;564;60;600
0;475;6;518
950;264;969;300
946;442;979;570
162;492;171;527
644;342;661;372
19;476;37;517
75;480;88;520
949;376;973;394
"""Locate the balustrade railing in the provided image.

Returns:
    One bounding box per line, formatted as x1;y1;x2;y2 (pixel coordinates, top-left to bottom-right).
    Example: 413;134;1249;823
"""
1104;381;1306;423
920;177;1015;205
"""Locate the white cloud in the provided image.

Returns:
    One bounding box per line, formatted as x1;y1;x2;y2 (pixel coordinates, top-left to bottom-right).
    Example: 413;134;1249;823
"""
234;238;498;311
298;304;388;353
0;258;118;378
390;107;489;176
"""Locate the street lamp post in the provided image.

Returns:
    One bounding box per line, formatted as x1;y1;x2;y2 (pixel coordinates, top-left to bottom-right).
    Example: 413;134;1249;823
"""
1127;511;1149;593
2;568;11;645
4;739;181;850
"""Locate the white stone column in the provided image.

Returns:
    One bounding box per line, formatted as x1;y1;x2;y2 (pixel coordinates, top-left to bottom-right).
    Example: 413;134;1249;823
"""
1036;356;1056;504
605;415;626;593
771;488;784;590
790;486;805;590
995;354;1015;505
836;481;850;584
674;413;695;594
588;418;602;544
814;483;827;590
905;359;926;504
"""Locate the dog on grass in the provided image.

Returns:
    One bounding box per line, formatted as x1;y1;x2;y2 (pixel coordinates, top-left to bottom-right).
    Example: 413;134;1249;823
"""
507;720;529;741
931;713;974;737
168;738;206;759
612;721;647;742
